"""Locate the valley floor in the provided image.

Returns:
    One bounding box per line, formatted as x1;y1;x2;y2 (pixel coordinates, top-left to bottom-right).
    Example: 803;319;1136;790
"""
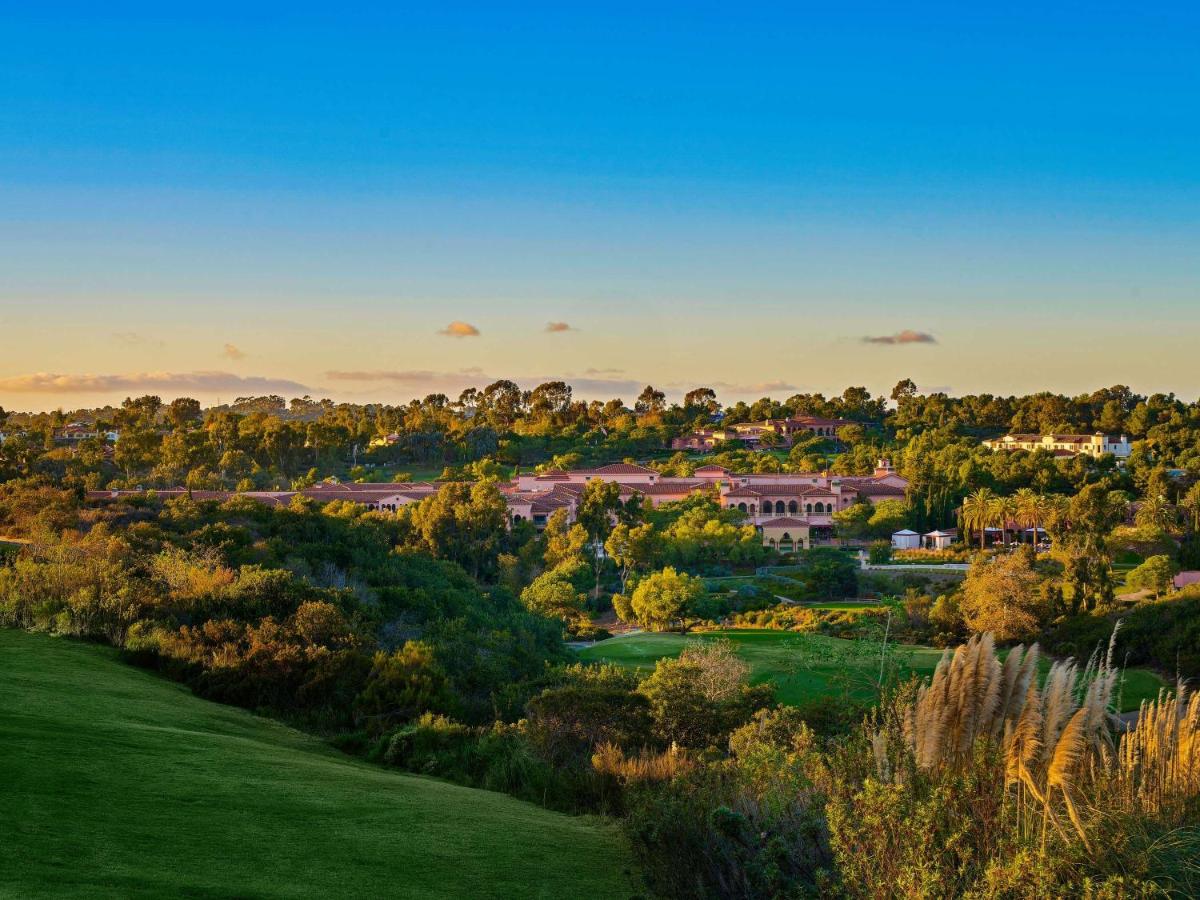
578;629;1166;711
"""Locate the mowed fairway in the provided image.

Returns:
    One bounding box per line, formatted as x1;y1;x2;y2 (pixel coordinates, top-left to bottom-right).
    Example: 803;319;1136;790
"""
0;630;634;899
578;630;1164;711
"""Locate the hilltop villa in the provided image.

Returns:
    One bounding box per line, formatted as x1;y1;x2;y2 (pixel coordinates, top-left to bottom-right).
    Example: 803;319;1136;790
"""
983;432;1131;459
671;416;855;450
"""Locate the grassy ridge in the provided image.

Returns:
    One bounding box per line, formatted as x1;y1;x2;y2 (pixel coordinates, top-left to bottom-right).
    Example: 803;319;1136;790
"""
578;630;1165;711
0;630;633;899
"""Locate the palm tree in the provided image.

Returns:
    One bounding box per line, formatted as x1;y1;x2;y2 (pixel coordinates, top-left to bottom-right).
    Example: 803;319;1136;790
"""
1032;493;1054;548
990;495;1016;545
1135;494;1176;533
1013;488;1041;546
962;487;999;550
1181;482;1200;534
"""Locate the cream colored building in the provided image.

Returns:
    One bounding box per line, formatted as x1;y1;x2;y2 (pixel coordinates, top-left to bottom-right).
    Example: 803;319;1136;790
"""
983;432;1131;459
759;517;811;552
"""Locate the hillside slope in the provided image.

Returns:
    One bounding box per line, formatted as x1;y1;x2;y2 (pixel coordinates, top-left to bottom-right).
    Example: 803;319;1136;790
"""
0;630;634;899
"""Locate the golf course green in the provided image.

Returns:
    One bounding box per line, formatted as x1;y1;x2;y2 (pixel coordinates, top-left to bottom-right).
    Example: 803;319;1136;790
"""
577;629;1165;712
0;630;634;899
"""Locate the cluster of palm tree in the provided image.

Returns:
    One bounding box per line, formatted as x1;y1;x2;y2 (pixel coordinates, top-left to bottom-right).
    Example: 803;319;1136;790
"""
960;486;1061;550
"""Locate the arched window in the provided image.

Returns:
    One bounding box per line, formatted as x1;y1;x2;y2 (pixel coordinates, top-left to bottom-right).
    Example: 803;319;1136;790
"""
749;504;757;515
738;502;747;512
805;503;813;513
814;502;825;513
788;500;798;514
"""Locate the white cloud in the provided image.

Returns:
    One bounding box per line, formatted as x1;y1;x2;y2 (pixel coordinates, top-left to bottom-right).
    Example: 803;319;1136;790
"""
0;371;312;395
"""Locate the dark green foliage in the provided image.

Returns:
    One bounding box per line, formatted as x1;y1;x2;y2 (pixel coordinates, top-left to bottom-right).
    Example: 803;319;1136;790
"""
381;714;609;814
0;484;568;731
791;548;859;600
526;684;653;764
637;643;775;749
1044;589;1200;679
623;711;833;899
354;643;453;734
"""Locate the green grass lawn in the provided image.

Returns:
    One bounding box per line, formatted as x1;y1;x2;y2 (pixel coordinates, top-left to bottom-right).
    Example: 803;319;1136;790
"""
578;629;1164;712
579;629;945;705
799;601;881;611
0;630;634;900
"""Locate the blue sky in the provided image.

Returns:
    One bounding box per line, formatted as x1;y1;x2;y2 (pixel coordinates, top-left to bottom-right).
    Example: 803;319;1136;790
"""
1;3;1197;409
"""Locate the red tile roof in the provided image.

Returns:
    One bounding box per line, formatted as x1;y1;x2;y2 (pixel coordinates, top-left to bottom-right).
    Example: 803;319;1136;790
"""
617;481;706;495
759;517;811;528
581;463;659;475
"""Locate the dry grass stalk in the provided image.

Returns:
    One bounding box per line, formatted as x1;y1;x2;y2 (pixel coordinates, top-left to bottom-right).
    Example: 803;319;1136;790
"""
592;741;691;783
1114;684;1200;820
888;630;1194;851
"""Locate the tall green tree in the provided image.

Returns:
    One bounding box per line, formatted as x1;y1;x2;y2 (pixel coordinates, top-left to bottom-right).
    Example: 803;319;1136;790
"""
604;522;658;594
961;487;999;549
629;566;706;631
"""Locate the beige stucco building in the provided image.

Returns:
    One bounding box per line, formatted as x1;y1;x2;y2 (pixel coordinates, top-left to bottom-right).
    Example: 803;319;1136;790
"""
983;432;1131;459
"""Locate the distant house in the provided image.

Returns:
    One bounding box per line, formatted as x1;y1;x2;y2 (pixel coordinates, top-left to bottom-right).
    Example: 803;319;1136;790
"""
1173;571;1200;592
671;416;856;450
891;529;920;550
983;432;1131;460
53;423;119;443
368;433;402;448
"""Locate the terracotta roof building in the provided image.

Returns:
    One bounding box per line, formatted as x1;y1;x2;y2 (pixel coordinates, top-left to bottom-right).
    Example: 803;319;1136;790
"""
671;416;858;450
85;458;909;541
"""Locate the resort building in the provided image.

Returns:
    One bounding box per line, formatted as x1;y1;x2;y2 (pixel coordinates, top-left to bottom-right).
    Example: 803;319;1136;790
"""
86;458;908;546
983;432;1131;459
671;416;855;450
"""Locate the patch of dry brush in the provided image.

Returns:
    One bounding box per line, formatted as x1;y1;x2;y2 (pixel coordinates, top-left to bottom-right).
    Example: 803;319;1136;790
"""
876;631;1199;852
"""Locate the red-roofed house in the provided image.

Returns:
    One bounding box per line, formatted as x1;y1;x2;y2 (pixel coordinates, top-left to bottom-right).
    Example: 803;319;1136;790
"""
1173;571;1200;592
